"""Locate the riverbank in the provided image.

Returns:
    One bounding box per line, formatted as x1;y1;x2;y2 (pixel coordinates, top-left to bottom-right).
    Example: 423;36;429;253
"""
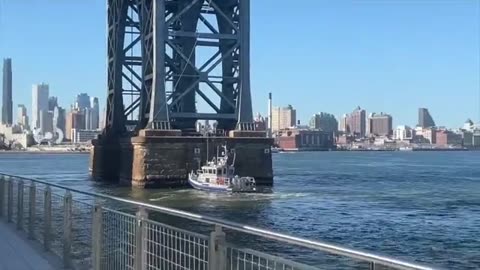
0;145;91;154
276;147;473;152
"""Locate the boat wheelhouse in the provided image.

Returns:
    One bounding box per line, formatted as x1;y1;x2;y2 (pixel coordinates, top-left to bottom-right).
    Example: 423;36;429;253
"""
188;146;256;193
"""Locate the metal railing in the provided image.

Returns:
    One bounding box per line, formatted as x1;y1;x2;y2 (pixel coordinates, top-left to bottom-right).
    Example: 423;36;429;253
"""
0;173;438;270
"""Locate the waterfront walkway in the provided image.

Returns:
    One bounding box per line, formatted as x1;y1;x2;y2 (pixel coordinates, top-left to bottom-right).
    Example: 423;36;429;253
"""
0;222;56;270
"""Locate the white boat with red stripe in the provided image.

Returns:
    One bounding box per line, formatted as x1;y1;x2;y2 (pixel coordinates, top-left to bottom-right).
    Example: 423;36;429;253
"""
188;145;256;193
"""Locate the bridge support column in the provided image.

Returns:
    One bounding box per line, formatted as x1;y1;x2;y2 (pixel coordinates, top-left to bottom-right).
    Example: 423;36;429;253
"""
91;0;274;188
89;136;124;183
127;135;273;188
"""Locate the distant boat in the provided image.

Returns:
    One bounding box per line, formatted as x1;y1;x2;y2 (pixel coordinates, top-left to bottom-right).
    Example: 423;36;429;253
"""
188;145;257;193
399;146;413;151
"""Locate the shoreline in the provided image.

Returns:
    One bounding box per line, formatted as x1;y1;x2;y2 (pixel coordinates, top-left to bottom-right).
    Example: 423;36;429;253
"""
276;148;478;153
0;149;477;154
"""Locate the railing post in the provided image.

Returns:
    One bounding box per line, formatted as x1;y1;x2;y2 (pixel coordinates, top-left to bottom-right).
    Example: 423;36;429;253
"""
370;262;376;270
7;179;13;223
44;186;52;251
63;191;73;268
134;207;148;270
92;202;103;270
28;182;36;239
0;176;5;218
208;225;226;270
17;180;24;230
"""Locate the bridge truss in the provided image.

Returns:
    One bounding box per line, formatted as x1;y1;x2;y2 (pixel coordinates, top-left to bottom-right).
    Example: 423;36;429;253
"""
104;0;254;137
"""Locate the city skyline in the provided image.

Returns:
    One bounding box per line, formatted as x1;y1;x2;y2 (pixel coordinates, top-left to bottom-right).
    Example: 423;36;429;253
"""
0;1;478;128
2;78;477;131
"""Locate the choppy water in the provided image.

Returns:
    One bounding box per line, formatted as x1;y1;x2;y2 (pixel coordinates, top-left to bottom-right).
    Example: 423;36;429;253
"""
0;151;479;269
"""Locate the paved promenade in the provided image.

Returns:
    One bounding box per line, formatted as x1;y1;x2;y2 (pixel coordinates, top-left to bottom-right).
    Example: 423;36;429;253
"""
0;222;57;270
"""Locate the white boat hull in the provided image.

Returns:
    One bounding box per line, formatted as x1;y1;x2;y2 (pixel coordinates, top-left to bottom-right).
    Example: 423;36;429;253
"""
188;173;256;193
188;174;232;192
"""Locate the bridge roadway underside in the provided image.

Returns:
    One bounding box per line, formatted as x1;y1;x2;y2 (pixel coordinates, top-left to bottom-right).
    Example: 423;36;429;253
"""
89;133;273;188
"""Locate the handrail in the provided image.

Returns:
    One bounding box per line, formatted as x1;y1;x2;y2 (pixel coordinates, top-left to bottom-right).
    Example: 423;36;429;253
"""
0;173;437;270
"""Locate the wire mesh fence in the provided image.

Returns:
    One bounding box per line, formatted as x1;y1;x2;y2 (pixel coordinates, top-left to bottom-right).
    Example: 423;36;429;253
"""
71;198;94;270
50;192;65;258
11;179;17;225
226;246;319;270
144;219;209;270
33;185;45;244
21;183;29;234
102;208;137;270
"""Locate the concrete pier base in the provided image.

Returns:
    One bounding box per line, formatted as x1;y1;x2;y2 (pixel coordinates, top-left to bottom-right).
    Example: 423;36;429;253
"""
89;136;124;183
90;132;273;188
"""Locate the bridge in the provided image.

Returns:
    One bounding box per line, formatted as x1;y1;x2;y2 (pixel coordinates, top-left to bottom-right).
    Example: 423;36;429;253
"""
89;0;273;188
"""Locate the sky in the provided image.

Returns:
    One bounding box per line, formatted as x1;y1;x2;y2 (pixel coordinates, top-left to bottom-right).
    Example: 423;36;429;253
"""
0;0;479;128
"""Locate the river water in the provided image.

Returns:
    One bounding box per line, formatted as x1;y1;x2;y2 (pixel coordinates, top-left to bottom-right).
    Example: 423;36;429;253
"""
0;151;479;269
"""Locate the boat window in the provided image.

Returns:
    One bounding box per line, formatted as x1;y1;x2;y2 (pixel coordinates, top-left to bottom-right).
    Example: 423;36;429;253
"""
223;168;227;175
208;169;213;174
205;178;209;183
217;169;222;176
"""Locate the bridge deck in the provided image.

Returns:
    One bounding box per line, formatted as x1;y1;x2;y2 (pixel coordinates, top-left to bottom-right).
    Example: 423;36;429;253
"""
0;222;56;270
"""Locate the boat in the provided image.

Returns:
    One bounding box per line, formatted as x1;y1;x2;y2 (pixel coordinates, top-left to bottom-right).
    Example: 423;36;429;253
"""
188;145;257;193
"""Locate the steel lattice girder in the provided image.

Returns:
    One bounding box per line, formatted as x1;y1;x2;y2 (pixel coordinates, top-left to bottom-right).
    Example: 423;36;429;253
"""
105;0;129;136
104;0;254;136
164;0;253;131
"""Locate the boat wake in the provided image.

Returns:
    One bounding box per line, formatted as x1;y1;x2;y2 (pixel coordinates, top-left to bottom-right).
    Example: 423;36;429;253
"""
148;190;311;203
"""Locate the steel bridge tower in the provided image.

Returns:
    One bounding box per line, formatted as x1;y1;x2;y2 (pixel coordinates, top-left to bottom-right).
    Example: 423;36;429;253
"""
104;0;254;136
91;0;272;188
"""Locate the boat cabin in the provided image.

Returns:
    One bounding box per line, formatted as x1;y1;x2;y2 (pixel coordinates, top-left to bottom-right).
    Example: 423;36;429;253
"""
197;162;235;185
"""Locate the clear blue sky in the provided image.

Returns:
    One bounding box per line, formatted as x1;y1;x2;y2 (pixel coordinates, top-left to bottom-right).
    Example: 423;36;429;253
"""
0;0;479;128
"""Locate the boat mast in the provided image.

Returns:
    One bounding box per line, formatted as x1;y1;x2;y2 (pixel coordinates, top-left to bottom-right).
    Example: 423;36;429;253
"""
206;128;209;163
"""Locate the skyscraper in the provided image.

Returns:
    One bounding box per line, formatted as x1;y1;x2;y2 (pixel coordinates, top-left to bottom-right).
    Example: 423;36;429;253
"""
2;59;13;125
17;104;29;129
339;114;348;133
418;108;436;128
309;112;338;133
53;106;66;139
89;97;100;130
368;113;393;136
40;110;54;134
65;109;85;140
271;105;296;132
32;84;49;131
85;107;92;130
48;96;58;111
75;93;91;110
345;106;366;137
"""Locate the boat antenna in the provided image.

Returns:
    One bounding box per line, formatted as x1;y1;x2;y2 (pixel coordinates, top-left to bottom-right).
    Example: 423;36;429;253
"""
206;129;209;163
232;147;236;166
